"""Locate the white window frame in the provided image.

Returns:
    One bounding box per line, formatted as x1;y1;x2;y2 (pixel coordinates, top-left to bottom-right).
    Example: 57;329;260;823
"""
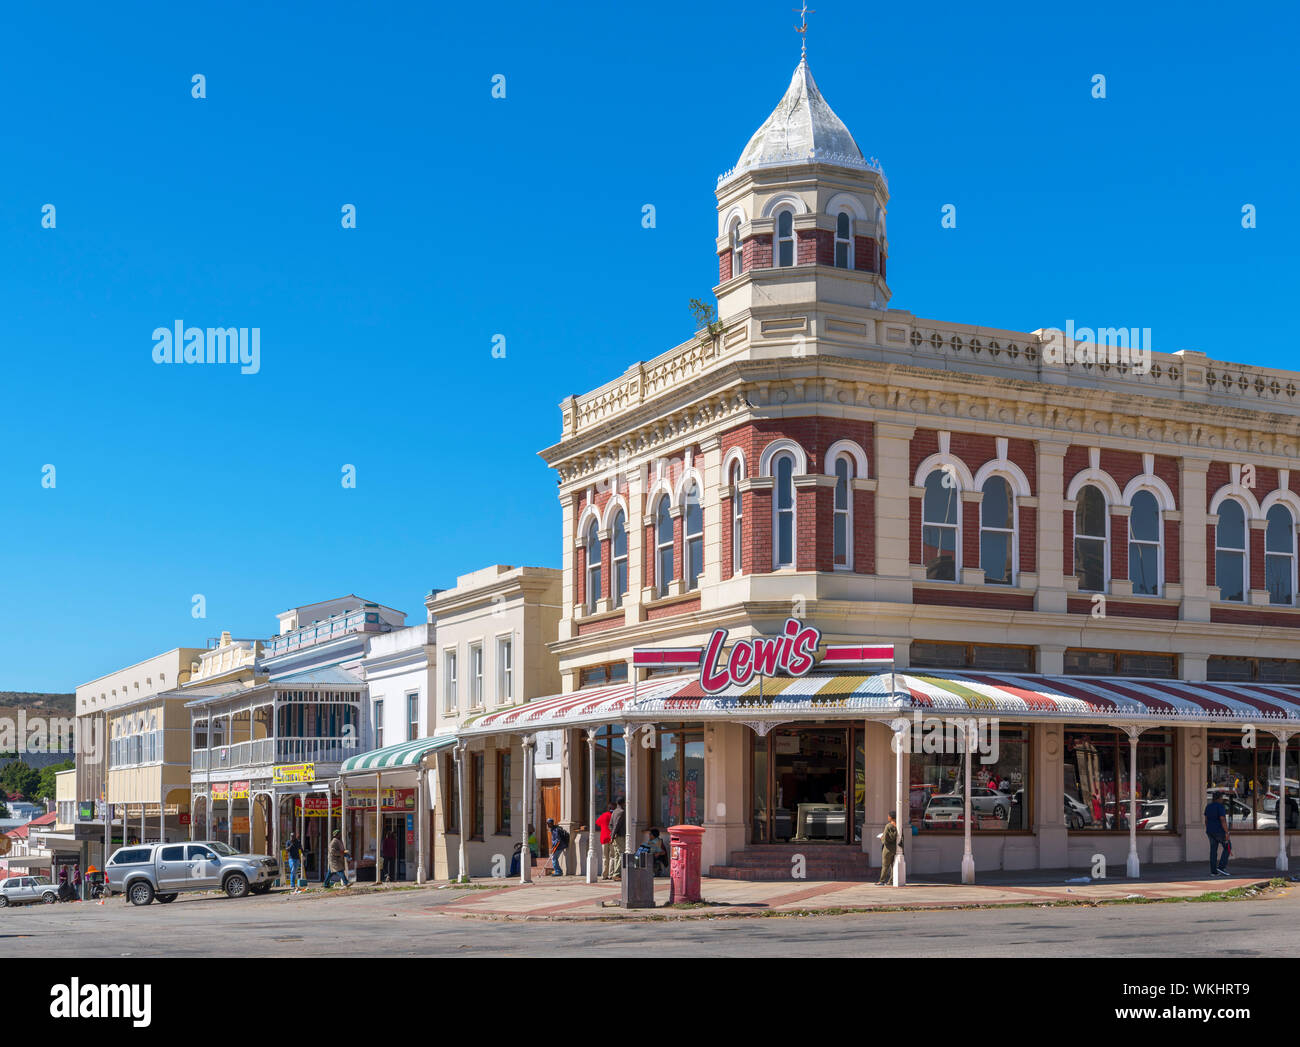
1265;504;1297;607
730;219;743;277
406;691;420;741
979;474;1017;586
373;698;384;749
655;495;674;597
921;468;961;582
1127;489;1163;597
834;211;853;269
1073;484;1110;594
611;510;628;609
775;208;795;268
497;635;513;704
584;520;601;614
730;462;743;575
470;643;484;707
831;454;854;569
683;481;703;591
443;650;458;713
1214;498;1248;603
772;451;797;569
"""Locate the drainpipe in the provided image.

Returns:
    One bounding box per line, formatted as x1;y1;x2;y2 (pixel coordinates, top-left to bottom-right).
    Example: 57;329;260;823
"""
961;722;974;884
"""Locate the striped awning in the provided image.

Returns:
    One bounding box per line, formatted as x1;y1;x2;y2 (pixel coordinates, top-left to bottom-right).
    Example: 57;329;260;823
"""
459;676;696;734
457;670;1300;734
899;672;1300;723
339;734;458;775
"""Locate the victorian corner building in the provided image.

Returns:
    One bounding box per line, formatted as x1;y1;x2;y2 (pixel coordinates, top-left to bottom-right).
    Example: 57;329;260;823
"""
66;56;1300;886
461;56;1300;883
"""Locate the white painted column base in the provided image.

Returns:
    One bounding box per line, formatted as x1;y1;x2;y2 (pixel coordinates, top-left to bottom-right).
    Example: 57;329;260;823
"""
1127;852;1141;878
892;851;907;887
961;854;975;884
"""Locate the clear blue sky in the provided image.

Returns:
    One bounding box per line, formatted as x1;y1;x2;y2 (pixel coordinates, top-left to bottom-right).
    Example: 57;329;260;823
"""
1;0;1295;692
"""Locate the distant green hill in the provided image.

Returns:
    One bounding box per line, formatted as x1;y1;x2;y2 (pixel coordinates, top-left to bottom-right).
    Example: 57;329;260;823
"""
0;692;75;716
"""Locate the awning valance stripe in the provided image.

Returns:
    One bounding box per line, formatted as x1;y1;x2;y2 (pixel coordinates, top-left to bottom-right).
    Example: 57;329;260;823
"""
455;670;1300;735
339;734;457;774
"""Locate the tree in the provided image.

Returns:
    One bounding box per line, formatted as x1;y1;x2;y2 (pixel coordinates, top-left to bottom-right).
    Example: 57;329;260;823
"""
0;761;40;803
36;760;74;803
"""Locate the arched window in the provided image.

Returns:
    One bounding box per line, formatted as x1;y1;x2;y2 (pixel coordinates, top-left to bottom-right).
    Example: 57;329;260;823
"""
834;211;853;269
833;455;853;568
1128;491;1161;596
1074;485;1108;593
683;482;704;591
776;209;795;268
730;462;744;575
611;510;628;609
773;452;796;568
1215;500;1247;603
922;469;959;581
583;520;601;613
655;496;674;597
730;219;743;278
980;476;1014;585
1266;504;1295;606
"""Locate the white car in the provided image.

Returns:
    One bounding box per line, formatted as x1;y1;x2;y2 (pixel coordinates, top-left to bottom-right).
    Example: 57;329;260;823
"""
1064;794;1093;829
968;787;1014;820
0;875;58;906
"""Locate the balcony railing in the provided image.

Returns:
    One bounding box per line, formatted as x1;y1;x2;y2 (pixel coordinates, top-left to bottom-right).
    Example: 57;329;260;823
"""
191;736;358;774
262;606;390;657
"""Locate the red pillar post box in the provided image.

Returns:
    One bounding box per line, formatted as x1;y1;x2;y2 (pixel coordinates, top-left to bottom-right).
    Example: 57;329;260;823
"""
667;824;705;903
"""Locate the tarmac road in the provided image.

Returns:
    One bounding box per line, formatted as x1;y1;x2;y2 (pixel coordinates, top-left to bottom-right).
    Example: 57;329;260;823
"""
0;884;1296;957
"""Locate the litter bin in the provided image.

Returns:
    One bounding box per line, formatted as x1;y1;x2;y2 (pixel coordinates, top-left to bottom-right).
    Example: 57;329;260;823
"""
621;850;655;909
667;824;706;904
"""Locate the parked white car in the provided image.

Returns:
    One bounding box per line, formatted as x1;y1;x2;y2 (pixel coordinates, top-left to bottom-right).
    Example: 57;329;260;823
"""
0;875;58;906
106;841;278;906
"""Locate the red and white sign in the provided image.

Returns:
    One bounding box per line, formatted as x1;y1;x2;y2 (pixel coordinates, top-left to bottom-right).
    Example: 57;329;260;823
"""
633;648;703;669
821;644;895;665
700;618;822;694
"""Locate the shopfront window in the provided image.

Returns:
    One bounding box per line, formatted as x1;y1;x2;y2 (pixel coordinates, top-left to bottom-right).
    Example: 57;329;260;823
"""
752;727;856;843
497;751;512;835
471;753;484;839
911;726;1030;831
1206;731;1299;830
653;727;704;828
444;754;459;834
582;726;626;816
1063;728;1172;831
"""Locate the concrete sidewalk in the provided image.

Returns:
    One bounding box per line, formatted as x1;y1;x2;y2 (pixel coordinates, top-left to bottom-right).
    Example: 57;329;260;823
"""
418;861;1288;920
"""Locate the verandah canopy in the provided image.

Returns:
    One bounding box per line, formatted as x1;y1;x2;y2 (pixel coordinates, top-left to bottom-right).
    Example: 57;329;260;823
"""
456;670;1300;736
339;734;458;776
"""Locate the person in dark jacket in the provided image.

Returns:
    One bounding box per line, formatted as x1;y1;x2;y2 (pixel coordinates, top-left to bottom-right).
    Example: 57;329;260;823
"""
285;831;305;893
877;810;901;885
323;828;351;888
546;818;569;876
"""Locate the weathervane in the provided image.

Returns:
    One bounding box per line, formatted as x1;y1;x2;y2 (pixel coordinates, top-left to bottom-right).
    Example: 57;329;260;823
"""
794;2;814;60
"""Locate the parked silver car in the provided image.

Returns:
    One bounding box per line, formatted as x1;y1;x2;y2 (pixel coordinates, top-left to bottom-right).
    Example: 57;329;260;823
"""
106;841;279;906
0;875;58;906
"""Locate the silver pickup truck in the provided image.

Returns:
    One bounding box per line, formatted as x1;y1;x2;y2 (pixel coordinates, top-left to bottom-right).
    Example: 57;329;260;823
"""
106;841;279;905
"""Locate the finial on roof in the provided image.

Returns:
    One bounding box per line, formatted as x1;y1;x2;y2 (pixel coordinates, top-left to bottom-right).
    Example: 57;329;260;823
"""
794;2;814;61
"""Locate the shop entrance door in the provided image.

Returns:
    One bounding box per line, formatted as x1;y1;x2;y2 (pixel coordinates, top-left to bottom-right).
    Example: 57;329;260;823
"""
538;780;561;856
752;727;864;844
381;814;406;881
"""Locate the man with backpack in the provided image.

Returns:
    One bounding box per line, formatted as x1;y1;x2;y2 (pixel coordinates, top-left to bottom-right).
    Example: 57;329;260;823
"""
546;817;569;876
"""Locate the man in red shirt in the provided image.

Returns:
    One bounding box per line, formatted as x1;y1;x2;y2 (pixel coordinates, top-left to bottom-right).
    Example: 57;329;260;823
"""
596;803;615;880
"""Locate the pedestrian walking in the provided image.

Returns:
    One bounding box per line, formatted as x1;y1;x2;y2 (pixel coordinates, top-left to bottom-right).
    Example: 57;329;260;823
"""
323;828;351;888
382;832;397;882
1205;790;1231;876
606;796;626;880
877;810;901;885
285;831;305;892
546;817;569;876
596;802;615;879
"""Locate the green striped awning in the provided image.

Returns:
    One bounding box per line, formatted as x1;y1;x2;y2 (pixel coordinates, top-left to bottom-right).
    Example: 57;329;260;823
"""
339;735;457;775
